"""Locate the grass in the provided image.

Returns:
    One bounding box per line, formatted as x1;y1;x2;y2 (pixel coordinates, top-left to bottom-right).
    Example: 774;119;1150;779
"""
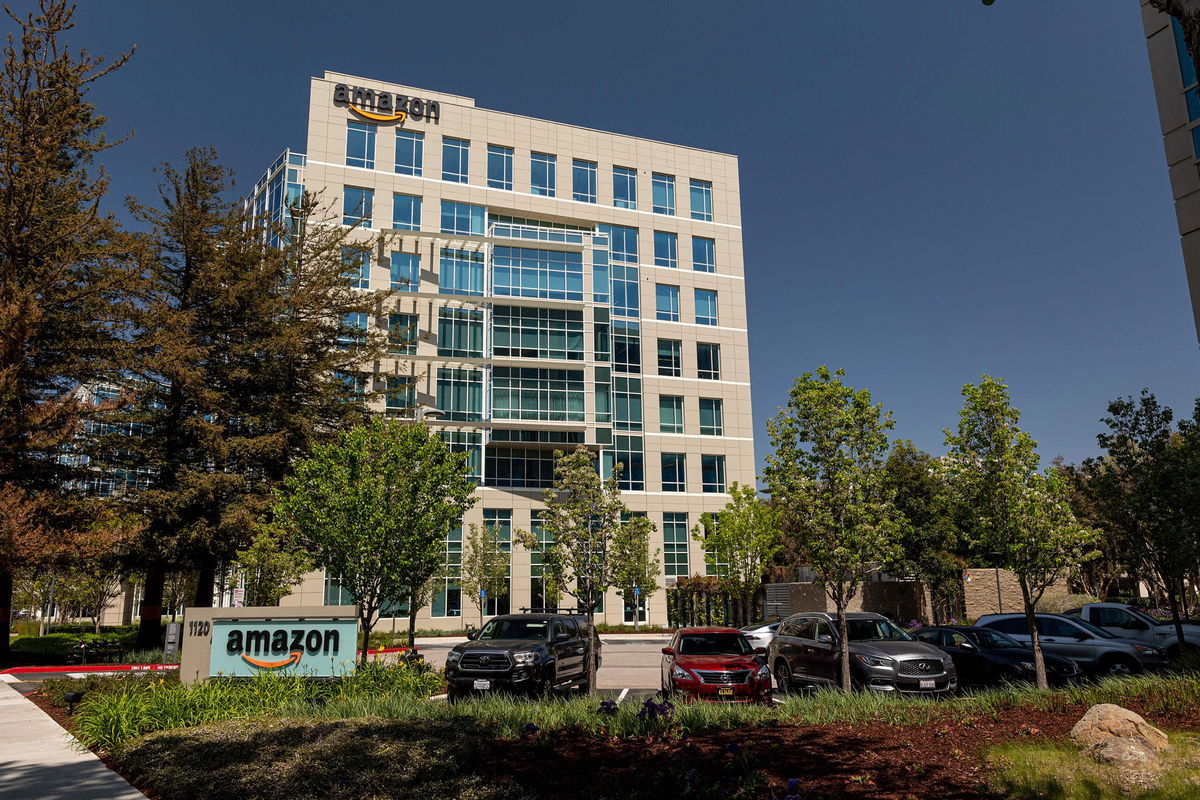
989;732;1200;799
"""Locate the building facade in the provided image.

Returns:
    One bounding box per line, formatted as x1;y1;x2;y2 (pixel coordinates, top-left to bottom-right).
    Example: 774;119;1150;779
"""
1142;0;1200;345
250;72;755;629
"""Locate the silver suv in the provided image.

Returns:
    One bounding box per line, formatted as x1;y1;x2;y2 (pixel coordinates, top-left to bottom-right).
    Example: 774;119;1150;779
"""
767;612;957;694
975;613;1167;676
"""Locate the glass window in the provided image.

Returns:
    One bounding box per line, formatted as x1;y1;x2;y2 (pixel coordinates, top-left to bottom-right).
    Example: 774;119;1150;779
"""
661;453;685;492
390;252;420;292
701;454;726;493
695;288;718;326
337;311;369;349
388;313;418;355
531;152;556;197
392;193;422;231
487;447;558;489
613;375;642;431
651;173;675;215
437;307;484;358
699;398;724;436
395;130;424;176
692;236;715;273
658;338;682;377
440;200;485;235
663;512;689;576
342;186;373;227
346;122;376;169
492;246;584;301
438;248;484;296
492;367;586;422
492;305;584;361
655;284;680;321
654;231;678;268
659;395;684;434
572;159;597;202
487;145;513;190
612;320;640;373
436;368;483;421
385;376;416;416
697;343;720;380
439;430;483;483
600;224;639;263
431;525;462;617
1174;17;1198;89
690;179;713;221
613;166;637;209
342;246;370;289
604;435;644;491
441;137;469;183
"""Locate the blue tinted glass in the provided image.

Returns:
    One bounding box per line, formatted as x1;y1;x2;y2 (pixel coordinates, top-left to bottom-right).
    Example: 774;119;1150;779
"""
651;173;675;215
392;193;422;231
492;246;584;301
695;288;717;325
654;231;677;268
440;200;485;235
1175;17;1198;88
442;137;469;183
598;224;638;263
438;248;485;296
488;145;513;190
395;130;423;176
346;122;376;169
342;247;370;289
573;160;597;202
1191;126;1200;161
531;153;556;196
1188;88;1200;122
613;166;637;209
390;252;420;291
342;187;373;227
655;284;679;321
690;179;713;221
692;236;715;272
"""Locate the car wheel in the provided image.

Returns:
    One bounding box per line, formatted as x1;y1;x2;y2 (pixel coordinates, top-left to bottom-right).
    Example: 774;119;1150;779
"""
773;660;792;694
1099;656;1138;678
533;667;555;698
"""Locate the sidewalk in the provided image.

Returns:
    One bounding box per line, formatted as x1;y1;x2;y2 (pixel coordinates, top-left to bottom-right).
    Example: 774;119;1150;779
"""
0;682;143;800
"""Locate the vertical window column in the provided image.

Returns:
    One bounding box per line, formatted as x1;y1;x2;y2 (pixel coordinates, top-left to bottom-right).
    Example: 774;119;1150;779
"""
572;159;597;202
441;137;470;183
346;122;376;169
663;513;690;577
531;152;556;196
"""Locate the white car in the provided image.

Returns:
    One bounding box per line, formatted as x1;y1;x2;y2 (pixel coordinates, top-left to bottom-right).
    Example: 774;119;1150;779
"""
740;621;780;651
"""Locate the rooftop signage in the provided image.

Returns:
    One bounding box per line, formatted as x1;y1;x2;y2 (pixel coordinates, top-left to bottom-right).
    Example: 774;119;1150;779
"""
333;83;441;124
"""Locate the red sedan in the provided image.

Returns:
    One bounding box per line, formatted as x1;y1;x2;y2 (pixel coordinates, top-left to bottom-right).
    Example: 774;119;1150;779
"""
660;626;772;703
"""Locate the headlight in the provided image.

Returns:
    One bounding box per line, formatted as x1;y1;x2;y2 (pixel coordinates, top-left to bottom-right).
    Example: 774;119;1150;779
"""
446;651;461;664
513;652;539;665
1134;646;1159;656
671;665;694;681
1019;662;1035;672
755;665;770;679
854;654;895;668
942;655;954;666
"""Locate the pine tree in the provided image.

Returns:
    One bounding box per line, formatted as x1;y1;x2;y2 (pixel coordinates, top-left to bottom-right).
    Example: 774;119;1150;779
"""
0;1;135;660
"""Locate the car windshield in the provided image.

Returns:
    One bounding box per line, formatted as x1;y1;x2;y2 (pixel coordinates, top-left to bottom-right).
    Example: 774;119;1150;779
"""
1069;617;1117;639
972;629;1022;649
846;619;913;642
678;633;753;656
478;619;548;641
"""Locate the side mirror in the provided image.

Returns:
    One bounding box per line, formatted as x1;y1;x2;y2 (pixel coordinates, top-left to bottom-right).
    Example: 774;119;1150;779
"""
817;634;833;645
958;641;976;652
466;630;479;640
661;647;676;656
555;631;571;641
1073;632;1090;641
754;646;767;655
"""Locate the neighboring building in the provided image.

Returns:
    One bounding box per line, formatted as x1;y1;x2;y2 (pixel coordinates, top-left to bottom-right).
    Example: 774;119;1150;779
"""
249;72;755;629
1142;1;1200;345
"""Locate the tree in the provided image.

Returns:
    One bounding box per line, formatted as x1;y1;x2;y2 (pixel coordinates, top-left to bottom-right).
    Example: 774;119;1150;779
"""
945;375;1097;689
691;482;781;627
884;441;965;623
232;525;311;607
275;419;475;664
460;521;510;628
1082;391;1200;656
763;367;903;691
521;445;652;693
1053;457;1123;602
0;0;135;661
611;514;660;632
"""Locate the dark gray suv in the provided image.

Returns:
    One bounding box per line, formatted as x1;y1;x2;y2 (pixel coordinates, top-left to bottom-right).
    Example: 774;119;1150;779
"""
768;612;957;695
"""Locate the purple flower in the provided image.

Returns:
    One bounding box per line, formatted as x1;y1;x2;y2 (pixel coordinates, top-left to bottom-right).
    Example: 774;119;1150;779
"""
637;696;674;720
907;619;923;629
521;722;539;736
786;778;803;795
726;741;743;755
949;618;958;624
684;768;699;786
597;699;619;717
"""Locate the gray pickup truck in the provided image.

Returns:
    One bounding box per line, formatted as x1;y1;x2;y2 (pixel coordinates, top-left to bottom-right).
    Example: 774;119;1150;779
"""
976;613;1168;676
1064;602;1200;659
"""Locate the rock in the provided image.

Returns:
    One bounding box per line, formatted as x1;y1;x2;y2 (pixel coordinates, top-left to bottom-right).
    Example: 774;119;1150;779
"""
1086;736;1162;771
1070;704;1171;753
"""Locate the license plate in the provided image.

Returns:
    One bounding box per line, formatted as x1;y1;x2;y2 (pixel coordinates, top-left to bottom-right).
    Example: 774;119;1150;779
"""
919;679;935;689
473;679;491;690
717;687;734;697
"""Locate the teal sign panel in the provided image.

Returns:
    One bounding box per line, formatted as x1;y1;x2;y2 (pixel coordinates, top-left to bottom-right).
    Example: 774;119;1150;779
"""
209;617;358;677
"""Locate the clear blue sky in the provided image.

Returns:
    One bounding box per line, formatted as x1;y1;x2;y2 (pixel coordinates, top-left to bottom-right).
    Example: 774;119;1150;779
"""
49;0;1199;469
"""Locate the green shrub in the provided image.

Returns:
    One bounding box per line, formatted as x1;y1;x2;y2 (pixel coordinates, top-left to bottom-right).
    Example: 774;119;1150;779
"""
11;633;82;657
1037;593;1099;613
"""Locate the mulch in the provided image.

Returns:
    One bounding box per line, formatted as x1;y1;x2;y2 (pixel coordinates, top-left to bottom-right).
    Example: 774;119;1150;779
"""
25;691;1200;800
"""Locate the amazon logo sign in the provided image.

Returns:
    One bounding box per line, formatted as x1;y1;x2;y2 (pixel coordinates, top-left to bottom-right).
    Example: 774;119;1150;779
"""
204;615;358;678
226;627;342;670
333;83;441;124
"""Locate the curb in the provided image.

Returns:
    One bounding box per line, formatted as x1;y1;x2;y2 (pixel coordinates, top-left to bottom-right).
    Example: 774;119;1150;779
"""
0;663;179;674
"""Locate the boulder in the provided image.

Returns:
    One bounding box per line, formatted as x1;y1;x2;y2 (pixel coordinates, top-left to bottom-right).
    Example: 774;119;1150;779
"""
1086;736;1162;771
1070;704;1170;753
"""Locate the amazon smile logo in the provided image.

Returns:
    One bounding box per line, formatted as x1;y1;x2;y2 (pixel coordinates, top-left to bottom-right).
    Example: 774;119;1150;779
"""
226;627;342;670
333;83;441;125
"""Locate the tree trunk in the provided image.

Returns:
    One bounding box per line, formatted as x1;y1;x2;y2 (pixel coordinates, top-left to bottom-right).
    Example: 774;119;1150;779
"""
586;610;598;695
358;605;373;666
193;556;215;608
137;564;166;650
836;600;852;692
407;597;418;650
0;569;12;663
633;593;640;632
1019;577;1048;690
1167;582;1189;655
